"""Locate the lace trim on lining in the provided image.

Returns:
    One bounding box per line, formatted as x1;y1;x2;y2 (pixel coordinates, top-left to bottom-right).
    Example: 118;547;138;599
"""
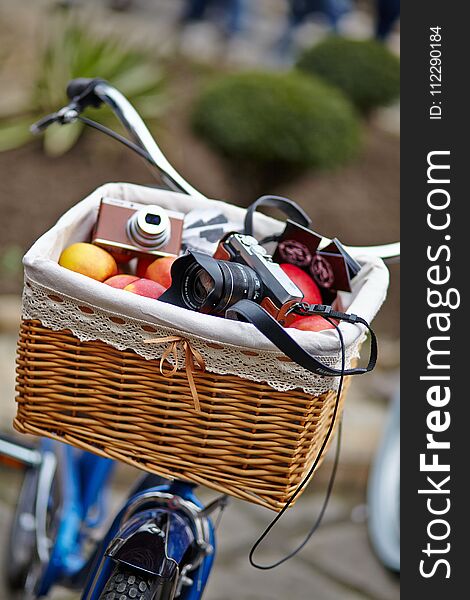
22;278;362;395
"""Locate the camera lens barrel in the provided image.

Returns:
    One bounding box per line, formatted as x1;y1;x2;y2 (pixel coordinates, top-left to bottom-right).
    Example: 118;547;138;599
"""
127;205;171;250
182;257;263;314
213;261;263;314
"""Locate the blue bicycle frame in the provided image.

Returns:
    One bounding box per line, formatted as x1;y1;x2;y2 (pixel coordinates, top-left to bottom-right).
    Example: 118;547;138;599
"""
31;438;217;599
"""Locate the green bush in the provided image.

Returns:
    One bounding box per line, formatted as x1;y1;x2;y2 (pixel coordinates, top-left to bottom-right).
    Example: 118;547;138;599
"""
192;71;361;177
297;37;400;114
0;12;165;156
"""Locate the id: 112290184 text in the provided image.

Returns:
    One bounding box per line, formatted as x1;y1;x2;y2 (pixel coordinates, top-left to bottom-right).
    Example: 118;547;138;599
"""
429;26;443;120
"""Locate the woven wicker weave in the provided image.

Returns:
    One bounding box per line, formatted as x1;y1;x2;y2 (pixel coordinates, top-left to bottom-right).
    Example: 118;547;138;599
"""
15;319;349;511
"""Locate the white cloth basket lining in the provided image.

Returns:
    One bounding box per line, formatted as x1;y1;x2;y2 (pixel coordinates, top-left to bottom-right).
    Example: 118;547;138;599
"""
22;183;389;395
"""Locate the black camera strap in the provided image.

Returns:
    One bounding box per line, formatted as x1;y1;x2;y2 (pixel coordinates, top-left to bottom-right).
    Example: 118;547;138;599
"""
225;300;376;569
244;195;311;238
226;299;377;377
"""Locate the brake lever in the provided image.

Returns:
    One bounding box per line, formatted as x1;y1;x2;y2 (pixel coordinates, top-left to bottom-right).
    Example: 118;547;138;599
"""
30;113;59;135
30;104;80;135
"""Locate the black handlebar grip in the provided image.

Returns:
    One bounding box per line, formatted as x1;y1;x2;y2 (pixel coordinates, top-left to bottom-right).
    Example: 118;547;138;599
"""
66;78;104;107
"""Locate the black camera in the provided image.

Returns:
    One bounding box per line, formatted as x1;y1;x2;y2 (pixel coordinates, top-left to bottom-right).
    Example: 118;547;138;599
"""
160;233;303;326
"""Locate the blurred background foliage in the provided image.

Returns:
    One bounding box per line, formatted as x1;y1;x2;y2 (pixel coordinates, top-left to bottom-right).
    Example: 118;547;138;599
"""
192;70;361;192
0;7;400;161
296;36;400;114
0;11;165;156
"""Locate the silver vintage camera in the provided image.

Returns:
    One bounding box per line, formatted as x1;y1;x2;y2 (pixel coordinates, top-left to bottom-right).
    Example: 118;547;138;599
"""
92;197;185;259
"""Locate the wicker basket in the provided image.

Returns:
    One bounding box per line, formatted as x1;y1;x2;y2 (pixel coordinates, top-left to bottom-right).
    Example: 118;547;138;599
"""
15;319;349;511
14;183;388;512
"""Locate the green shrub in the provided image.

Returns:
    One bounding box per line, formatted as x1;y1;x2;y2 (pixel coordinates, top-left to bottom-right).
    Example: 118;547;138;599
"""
297;37;400;114
0;12;165;156
192;71;361;178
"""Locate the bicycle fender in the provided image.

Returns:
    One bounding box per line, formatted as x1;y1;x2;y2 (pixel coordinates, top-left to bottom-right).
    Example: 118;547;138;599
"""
106;509;195;580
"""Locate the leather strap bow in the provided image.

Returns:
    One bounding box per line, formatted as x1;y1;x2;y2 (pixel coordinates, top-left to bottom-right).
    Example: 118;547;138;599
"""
144;336;206;412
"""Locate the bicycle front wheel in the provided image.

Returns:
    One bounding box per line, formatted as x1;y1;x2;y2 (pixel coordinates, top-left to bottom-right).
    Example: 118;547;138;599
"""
98;567;154;600
367;392;400;572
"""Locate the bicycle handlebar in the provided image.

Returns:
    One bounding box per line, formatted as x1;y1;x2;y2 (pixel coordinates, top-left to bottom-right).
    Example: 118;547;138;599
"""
64;78;207;201
35;78;401;263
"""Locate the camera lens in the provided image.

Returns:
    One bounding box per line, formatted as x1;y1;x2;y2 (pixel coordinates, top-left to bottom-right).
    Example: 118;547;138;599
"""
183;265;215;309
193;269;214;302
145;213;162;226
181;259;263;314
127;205;171;250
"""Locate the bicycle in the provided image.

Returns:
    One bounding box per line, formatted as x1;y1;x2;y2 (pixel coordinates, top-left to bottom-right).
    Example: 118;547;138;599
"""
367;388;400;573
0;78;400;599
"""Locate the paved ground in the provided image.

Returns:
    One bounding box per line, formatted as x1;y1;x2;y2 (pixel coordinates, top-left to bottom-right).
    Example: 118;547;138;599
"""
0;468;400;600
0;296;399;599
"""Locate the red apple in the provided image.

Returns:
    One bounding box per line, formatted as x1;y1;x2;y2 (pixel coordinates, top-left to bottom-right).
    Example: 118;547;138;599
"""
144;256;177;289
280;264;322;304
123;278;166;299
289;315;338;332
136;256;155;278
104;274;139;289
